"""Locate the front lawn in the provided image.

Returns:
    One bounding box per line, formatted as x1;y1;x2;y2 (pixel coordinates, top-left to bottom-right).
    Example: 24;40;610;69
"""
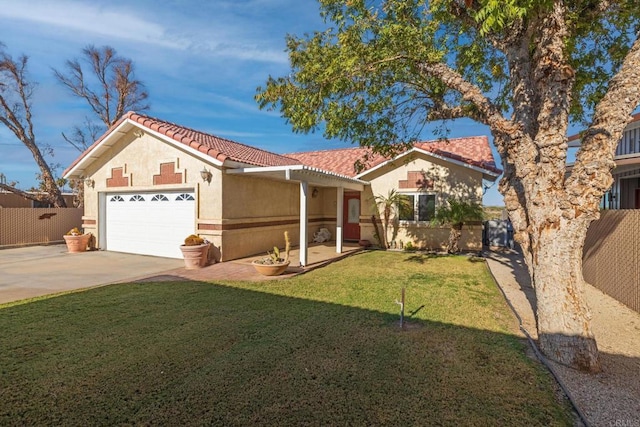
0;252;573;426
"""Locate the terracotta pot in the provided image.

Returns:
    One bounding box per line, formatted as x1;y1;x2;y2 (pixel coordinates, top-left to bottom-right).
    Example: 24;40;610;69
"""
251;260;291;276
358;239;371;248
180;243;210;269
63;234;90;253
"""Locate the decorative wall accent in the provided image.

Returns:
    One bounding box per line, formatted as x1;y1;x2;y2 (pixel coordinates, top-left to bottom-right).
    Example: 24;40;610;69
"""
153;162;183;185
398;171;433;189
106;167;130;187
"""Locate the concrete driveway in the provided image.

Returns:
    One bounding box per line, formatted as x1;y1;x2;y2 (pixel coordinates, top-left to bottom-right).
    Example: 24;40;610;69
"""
0;245;184;304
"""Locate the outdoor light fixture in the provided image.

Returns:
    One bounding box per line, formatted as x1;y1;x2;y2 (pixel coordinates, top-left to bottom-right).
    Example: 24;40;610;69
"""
84;177;95;188
200;168;212;183
312;188;319;198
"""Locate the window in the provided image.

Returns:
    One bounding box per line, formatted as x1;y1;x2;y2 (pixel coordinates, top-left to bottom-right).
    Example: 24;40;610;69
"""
110;195;125;202
130;195;145;202
176;193;195;201
398;193;435;222
151;194;169;201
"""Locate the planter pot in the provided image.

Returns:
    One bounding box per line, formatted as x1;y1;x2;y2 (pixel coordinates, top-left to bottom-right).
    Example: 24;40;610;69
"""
358;239;371;248
251;260;291;276
180;243;210;269
63;234;90;253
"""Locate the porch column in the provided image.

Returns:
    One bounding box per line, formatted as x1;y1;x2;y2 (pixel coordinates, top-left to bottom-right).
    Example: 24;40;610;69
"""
336;186;344;253
299;181;309;267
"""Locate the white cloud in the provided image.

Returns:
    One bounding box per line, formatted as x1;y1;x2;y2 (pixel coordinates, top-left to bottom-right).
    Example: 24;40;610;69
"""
0;1;187;50
0;0;288;63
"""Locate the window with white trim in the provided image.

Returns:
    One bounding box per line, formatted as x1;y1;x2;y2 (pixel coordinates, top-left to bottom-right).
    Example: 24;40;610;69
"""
398;193;436;222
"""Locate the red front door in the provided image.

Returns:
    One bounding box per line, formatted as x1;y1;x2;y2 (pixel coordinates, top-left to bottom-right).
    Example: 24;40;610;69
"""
343;193;361;241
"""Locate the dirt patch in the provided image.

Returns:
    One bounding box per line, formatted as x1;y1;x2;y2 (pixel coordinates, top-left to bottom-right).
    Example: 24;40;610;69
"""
485;249;640;427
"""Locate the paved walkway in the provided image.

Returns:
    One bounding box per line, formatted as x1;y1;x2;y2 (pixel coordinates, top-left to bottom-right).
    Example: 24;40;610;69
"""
0;243;363;304
137;242;363;283
0;245;184;304
485;248;640;427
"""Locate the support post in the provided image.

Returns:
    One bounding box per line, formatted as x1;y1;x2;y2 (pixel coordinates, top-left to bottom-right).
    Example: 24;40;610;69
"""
336;187;344;254
299;181;308;267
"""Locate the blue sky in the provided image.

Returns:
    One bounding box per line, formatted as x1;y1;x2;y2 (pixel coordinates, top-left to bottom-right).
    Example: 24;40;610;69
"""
0;0;507;205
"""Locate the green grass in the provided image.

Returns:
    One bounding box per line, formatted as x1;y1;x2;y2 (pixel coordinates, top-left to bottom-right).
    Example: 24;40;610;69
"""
0;252;573;426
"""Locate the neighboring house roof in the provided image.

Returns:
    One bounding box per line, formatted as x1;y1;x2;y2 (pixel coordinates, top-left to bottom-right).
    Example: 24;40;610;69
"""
568;111;640;146
287;136;502;178
63;112;301;177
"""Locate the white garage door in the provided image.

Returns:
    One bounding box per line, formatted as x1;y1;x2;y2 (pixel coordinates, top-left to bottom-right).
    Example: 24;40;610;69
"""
105;191;196;259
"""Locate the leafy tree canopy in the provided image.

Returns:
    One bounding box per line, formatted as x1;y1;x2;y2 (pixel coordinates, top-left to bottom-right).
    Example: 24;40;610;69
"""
257;0;640;153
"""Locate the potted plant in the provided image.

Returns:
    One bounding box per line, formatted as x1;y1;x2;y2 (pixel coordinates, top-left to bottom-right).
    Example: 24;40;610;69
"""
252;231;291;276
180;234;210;269
63;227;91;253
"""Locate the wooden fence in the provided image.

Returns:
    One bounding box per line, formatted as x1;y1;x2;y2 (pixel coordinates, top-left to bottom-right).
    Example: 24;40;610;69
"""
583;210;640;313
0;208;83;247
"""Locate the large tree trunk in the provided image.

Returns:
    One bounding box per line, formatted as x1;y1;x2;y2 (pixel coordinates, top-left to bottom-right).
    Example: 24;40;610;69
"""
530;215;600;372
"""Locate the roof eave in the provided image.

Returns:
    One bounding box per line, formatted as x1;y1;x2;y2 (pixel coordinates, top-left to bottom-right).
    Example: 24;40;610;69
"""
355;147;501;181
63;118;225;179
226;164;368;191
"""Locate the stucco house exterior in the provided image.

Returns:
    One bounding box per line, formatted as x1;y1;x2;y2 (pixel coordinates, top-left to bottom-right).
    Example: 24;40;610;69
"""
63;112;501;263
569;111;640;209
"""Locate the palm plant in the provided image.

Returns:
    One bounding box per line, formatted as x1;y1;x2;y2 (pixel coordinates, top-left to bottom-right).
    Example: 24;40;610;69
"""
432;199;483;253
373;189;411;248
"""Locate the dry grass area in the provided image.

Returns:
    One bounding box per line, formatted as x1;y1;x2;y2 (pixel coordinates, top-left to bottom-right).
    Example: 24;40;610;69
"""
483;205;506;220
0;252;574;426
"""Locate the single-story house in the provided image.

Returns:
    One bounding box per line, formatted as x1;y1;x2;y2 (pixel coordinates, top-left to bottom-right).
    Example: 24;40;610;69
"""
569;111;640;209
63;112;501;263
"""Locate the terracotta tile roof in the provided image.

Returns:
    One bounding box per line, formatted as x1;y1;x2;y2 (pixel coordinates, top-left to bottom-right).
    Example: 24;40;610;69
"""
287;136;502;177
64;111;300;176
64;112;500;180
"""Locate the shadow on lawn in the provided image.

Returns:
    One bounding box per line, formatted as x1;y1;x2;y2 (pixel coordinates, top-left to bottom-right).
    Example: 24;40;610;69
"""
0;278;617;426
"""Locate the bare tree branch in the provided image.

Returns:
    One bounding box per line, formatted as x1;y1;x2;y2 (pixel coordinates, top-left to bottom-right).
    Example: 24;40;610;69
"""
53;45;149;128
0;46;66;207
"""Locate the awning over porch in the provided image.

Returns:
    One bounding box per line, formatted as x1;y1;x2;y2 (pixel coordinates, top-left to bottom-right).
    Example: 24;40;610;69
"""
226;164;367;191
226;165;368;266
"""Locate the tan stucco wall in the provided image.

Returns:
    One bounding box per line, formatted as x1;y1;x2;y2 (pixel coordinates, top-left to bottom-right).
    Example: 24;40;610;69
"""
80;129;224;256
218;175;340;261
359;153;485;251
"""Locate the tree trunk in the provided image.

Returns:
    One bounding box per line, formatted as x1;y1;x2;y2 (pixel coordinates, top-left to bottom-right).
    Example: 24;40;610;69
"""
530;215;601;372
447;226;462;253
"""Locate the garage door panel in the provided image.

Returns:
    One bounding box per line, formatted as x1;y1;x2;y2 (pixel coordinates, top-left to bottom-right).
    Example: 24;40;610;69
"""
106;192;195;259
